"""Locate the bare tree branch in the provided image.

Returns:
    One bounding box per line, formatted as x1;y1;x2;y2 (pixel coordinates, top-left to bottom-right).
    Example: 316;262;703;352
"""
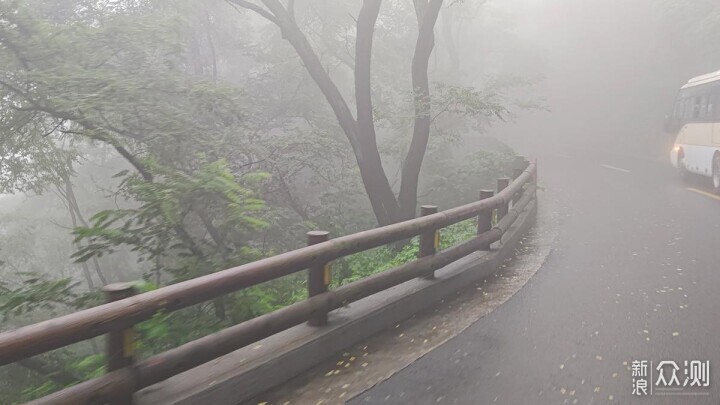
287;0;295;21
226;0;279;24
355;0;382;152
0;78;154;182
112;145;153;182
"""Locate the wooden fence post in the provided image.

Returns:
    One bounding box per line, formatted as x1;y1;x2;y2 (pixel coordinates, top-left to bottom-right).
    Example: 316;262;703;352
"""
419;205;439;279
307;230;330;326
512;156;528;206
512;168;523;206
477;190;494;249
497;178;510;221
103;282;136;405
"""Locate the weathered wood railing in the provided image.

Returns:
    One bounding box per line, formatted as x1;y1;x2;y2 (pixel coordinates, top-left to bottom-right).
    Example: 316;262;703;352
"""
0;159;537;405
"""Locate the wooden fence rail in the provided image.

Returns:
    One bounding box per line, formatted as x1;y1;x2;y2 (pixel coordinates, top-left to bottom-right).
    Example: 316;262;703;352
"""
0;159;537;405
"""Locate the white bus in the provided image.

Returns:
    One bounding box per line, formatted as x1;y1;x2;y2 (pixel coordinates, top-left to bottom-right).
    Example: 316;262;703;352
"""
668;70;720;191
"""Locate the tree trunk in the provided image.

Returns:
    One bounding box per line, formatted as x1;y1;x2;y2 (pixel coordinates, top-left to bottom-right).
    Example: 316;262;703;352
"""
196;208;231;320
260;0;402;226
354;0;404;226
63;169;108;286
236;0;445;227
398;0;444;221
61;175;95;291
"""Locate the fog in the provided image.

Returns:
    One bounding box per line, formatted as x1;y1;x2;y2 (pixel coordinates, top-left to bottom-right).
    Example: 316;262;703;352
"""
2;0;720;403
489;0;720;157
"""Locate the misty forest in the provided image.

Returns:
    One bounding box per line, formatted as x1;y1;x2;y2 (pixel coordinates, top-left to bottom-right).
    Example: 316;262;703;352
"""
1;0;719;402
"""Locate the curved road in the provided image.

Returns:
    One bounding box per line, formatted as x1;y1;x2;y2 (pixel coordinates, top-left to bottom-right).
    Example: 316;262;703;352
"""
349;148;720;404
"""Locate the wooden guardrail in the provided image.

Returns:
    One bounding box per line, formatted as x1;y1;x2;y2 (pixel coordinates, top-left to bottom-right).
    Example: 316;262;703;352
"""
0;159;537;405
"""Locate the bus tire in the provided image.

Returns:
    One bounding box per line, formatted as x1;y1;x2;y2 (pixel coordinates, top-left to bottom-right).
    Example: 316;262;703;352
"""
712;154;720;193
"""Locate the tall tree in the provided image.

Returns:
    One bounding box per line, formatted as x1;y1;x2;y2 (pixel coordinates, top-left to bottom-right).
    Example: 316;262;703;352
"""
228;0;444;226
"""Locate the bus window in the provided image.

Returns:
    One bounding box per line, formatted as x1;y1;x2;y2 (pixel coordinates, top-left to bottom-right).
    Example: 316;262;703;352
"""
707;95;715;119
679;98;686;119
693;96;702;119
674;99;683;120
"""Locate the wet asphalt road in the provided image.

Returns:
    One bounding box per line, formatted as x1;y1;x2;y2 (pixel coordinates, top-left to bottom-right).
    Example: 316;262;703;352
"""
349;148;720;404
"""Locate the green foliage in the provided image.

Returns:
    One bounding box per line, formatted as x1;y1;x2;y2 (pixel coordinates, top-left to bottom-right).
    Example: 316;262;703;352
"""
336;240;419;285
0;273;102;322
0;276;77;319
136;308;228;354
72;159;268;279
432;83;509;122
71;354;106;379
11;351;107;403
421;148;516;208
0;130;75;194
21;381;57;403
0;0;252;194
0;1;524;403
439;219;479;249
333;218;478;286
